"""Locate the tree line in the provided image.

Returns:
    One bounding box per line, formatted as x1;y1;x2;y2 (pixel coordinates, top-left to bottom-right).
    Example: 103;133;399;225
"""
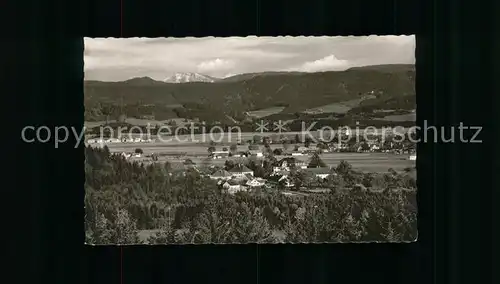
85;146;417;244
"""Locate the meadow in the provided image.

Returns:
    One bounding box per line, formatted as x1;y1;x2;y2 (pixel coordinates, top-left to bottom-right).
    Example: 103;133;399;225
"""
246;107;286;118
303;95;376;114
380;113;416;122
100;141;415;173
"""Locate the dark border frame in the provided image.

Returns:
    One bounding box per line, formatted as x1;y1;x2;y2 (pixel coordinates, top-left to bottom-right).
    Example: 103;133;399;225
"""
6;0;494;283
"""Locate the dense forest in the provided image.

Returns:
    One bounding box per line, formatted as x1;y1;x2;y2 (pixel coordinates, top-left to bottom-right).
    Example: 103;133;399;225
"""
85;146;417;244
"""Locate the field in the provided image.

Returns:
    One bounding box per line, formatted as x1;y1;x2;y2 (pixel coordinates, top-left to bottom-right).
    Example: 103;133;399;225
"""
84;119;162;127
84;118;197;128
84;121;106;128
246;107;286;118
303;95;376;114
380;113;416;122
100;140;415;173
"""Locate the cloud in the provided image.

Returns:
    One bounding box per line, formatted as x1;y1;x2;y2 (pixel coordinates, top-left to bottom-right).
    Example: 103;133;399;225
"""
84;35;415;81
197;58;235;73
297;55;349;72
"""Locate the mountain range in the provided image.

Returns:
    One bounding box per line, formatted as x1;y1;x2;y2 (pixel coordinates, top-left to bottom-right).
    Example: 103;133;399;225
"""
88;71;330;85
84;64;415;123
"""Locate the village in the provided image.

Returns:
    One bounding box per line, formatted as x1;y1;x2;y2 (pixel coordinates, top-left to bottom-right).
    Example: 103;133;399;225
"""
87;131;417;197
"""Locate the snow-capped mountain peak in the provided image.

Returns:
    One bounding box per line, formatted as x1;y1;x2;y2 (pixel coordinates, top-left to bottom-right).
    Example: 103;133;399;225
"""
163;72;218;83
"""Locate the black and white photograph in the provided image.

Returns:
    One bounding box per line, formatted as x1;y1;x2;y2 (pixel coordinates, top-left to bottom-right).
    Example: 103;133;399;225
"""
83;36;417;244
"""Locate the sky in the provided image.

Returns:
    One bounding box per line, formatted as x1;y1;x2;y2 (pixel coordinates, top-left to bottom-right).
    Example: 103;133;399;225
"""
84;35;415;81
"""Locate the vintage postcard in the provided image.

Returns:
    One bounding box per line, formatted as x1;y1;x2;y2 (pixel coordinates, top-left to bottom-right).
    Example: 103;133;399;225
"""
84;36;417;244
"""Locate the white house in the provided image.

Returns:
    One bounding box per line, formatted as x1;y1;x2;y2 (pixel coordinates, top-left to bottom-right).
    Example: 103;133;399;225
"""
278;158;308;170
271;170;290;178
120;152;132;159
228;165;254;178
231;152;246;158
222;180;247;194
291;152;304;156
87;138;104;144
295;160;308;169
246;178;266;188
304;167;331;179
409;154;416;161
210;151;230;159
249;150;263;157
297;146;310;153
227;185;247;194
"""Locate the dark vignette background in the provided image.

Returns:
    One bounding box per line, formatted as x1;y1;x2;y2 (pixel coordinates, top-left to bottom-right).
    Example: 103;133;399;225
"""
3;0;495;283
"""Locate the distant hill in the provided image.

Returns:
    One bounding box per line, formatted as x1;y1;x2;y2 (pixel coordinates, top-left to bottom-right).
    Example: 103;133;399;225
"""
221;71;305;83
84;64;415;123
123;77;167;85
84;76;165;86
347;64;415;73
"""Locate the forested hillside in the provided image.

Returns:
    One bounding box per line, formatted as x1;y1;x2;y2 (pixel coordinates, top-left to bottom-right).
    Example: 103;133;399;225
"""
84;64;415;123
85;146;417;244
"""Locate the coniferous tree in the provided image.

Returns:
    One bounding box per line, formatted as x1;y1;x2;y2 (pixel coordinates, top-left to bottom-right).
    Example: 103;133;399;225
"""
308;153;327;168
336;160;352;174
229;144;238;153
